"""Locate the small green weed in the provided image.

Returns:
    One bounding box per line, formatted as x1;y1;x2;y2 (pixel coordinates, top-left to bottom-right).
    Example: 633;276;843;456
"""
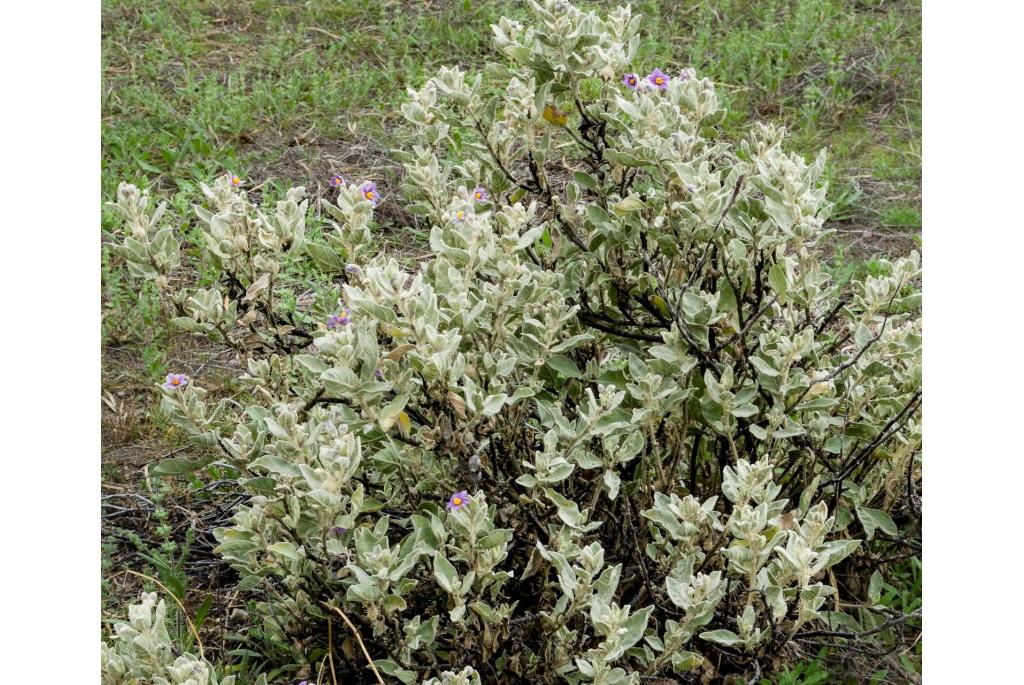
882;206;922;228
762;649;833;685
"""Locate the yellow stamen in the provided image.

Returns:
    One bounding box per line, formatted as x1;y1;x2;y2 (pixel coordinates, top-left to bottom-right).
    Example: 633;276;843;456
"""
452;497;462;506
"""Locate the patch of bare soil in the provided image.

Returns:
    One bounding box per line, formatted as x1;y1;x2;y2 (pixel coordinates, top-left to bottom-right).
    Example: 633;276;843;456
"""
819;222;918;263
242;131;433;260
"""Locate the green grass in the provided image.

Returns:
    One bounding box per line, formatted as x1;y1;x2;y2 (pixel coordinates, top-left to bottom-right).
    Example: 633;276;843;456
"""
882;206;921;228
102;0;920;248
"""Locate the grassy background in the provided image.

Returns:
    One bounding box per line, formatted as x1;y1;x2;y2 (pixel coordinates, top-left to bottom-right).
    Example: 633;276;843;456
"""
101;1;921;679
102;0;920;244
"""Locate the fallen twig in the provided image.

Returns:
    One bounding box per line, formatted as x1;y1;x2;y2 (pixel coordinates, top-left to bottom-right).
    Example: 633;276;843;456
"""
323;603;385;685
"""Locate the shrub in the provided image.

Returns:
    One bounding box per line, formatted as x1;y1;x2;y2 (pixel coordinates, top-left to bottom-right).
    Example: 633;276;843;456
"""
104;1;921;682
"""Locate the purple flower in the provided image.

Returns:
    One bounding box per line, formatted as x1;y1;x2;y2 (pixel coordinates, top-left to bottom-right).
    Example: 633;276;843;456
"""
472;186;489;202
622;73;639;90
345;263;363;276
678;70;690;82
330;173;346;188
454;209;466;222
327;308;351;329
360;181;380;207
374;367;385;380
163;373;189;390
647;68;669;90
229;174;242;187
329;526;347;536
447;490;469;511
